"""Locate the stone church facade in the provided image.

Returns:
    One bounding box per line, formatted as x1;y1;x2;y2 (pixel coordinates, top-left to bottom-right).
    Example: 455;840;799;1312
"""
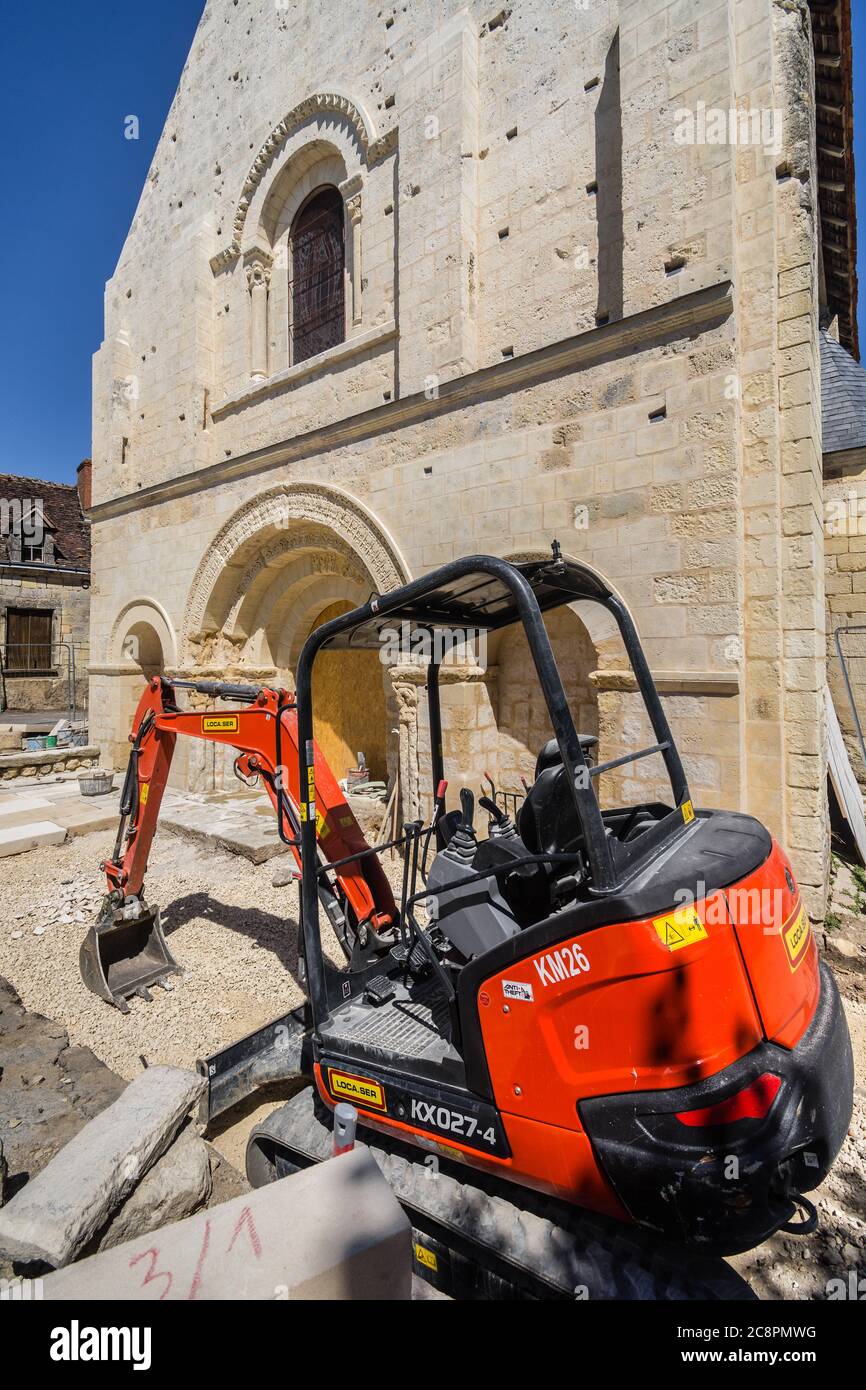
89;0;857;919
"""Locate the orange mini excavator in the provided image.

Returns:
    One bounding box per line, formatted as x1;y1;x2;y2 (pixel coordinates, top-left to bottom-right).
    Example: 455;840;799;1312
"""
81;550;854;1294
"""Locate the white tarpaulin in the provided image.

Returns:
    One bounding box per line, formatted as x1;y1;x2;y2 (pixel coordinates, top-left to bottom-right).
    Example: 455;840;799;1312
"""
825;684;866;866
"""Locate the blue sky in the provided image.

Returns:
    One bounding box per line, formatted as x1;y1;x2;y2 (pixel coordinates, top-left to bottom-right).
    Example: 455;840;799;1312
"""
0;1;205;486
0;1;863;487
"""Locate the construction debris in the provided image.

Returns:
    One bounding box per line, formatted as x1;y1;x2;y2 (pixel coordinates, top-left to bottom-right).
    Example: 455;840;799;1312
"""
0;1064;205;1268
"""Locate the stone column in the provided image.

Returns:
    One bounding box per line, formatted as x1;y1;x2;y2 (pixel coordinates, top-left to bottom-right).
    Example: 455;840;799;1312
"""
390;666;423;822
244;250;272;379
339;175;363;328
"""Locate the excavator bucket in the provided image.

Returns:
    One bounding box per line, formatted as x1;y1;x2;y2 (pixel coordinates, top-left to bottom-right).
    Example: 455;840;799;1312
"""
79;899;180;1013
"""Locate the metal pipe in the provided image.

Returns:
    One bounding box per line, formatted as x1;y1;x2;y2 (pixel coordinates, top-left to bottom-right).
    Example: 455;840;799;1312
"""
427;660;444;798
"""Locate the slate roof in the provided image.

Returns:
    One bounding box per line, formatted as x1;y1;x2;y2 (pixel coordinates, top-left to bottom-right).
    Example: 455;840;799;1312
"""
821;331;866;457
0;473;90;572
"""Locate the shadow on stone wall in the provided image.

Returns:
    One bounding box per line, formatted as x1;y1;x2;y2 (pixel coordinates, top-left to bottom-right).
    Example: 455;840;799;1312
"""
595;31;623;325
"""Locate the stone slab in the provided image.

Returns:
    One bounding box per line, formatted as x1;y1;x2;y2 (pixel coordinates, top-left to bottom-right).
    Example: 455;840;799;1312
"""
41;1144;411;1300
52;805;121;838
0;713;75;732
0;787;121;839
37;782;95;799
0;806;116;837
0;797;53;818
0;1066;205;1268
0;822;67;857
0;809;69;832
160;792;288;864
97;1128;212;1252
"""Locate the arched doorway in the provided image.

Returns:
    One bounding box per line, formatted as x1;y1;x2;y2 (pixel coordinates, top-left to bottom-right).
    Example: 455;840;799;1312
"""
181;484;410;795
122;621;165;679
104;600;177;772
113;621;166;770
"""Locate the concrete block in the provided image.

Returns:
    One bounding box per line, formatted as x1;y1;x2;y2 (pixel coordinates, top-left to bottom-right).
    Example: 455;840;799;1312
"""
0;1066;205;1268
41;1145;411;1300
0;821;67;857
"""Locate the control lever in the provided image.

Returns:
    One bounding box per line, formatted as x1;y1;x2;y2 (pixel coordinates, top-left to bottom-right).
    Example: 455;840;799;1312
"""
479;795;506;826
459;787;475;831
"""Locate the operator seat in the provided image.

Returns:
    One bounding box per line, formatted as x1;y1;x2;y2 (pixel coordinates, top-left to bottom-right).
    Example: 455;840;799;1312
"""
533;734;598;779
518;735;597;857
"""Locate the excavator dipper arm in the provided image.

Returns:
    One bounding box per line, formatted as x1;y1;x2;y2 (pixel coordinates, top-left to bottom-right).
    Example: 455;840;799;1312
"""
81;677;396;1011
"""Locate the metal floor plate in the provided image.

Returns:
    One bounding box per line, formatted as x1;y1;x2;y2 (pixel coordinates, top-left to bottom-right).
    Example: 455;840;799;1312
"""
320;980;458;1066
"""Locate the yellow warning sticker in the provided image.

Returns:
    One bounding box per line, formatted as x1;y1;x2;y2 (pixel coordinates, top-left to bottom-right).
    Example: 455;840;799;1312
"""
316;810;330;840
415;1243;438;1273
783;903;810;973
653;906;708;952
307;767;315;796
202;716;238;734
329;1069;386;1111
681;799;695;825
140;783;150;806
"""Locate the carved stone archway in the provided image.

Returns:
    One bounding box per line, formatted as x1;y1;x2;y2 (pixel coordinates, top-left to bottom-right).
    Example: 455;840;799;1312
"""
180;482;411;795
108;597;179;669
182;482;409;661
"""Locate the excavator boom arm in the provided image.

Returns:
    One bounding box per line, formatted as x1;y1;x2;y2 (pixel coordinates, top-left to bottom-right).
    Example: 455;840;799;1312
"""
105;677;396;929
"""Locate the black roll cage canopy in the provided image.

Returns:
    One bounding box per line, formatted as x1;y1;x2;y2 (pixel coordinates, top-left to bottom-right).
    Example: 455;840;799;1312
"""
294;549;691;1025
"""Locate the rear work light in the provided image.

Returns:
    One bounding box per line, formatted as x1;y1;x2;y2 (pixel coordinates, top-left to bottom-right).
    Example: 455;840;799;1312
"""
675;1073;782;1128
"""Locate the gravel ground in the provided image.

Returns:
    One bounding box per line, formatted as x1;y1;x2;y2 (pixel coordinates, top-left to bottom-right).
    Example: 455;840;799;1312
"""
0;828;325;1079
1;826;865;1300
729;986;866;1299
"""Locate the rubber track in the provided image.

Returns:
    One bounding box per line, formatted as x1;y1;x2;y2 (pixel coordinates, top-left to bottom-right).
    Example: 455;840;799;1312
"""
249;1086;754;1301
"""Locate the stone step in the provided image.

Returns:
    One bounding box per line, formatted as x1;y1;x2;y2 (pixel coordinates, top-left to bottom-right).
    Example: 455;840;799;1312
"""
0;787;120;840
50;804;120;837
0;821;67;857
0;796;53;819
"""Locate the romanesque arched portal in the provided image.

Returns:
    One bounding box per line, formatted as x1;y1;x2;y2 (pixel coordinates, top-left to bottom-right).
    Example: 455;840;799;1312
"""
180;483;410;792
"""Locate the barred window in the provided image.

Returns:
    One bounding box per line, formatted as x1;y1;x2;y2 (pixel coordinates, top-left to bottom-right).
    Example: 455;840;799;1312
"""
5;608;53;672
290;186;345;364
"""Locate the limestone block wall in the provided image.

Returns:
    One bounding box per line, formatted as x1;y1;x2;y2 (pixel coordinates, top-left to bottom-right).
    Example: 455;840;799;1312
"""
91;0;749;505
824;461;866;784
735;0;827;916
89;0;834;913
0;579;90;715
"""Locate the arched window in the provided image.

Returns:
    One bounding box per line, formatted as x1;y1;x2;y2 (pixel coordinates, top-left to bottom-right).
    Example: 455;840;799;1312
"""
290;186;345;364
